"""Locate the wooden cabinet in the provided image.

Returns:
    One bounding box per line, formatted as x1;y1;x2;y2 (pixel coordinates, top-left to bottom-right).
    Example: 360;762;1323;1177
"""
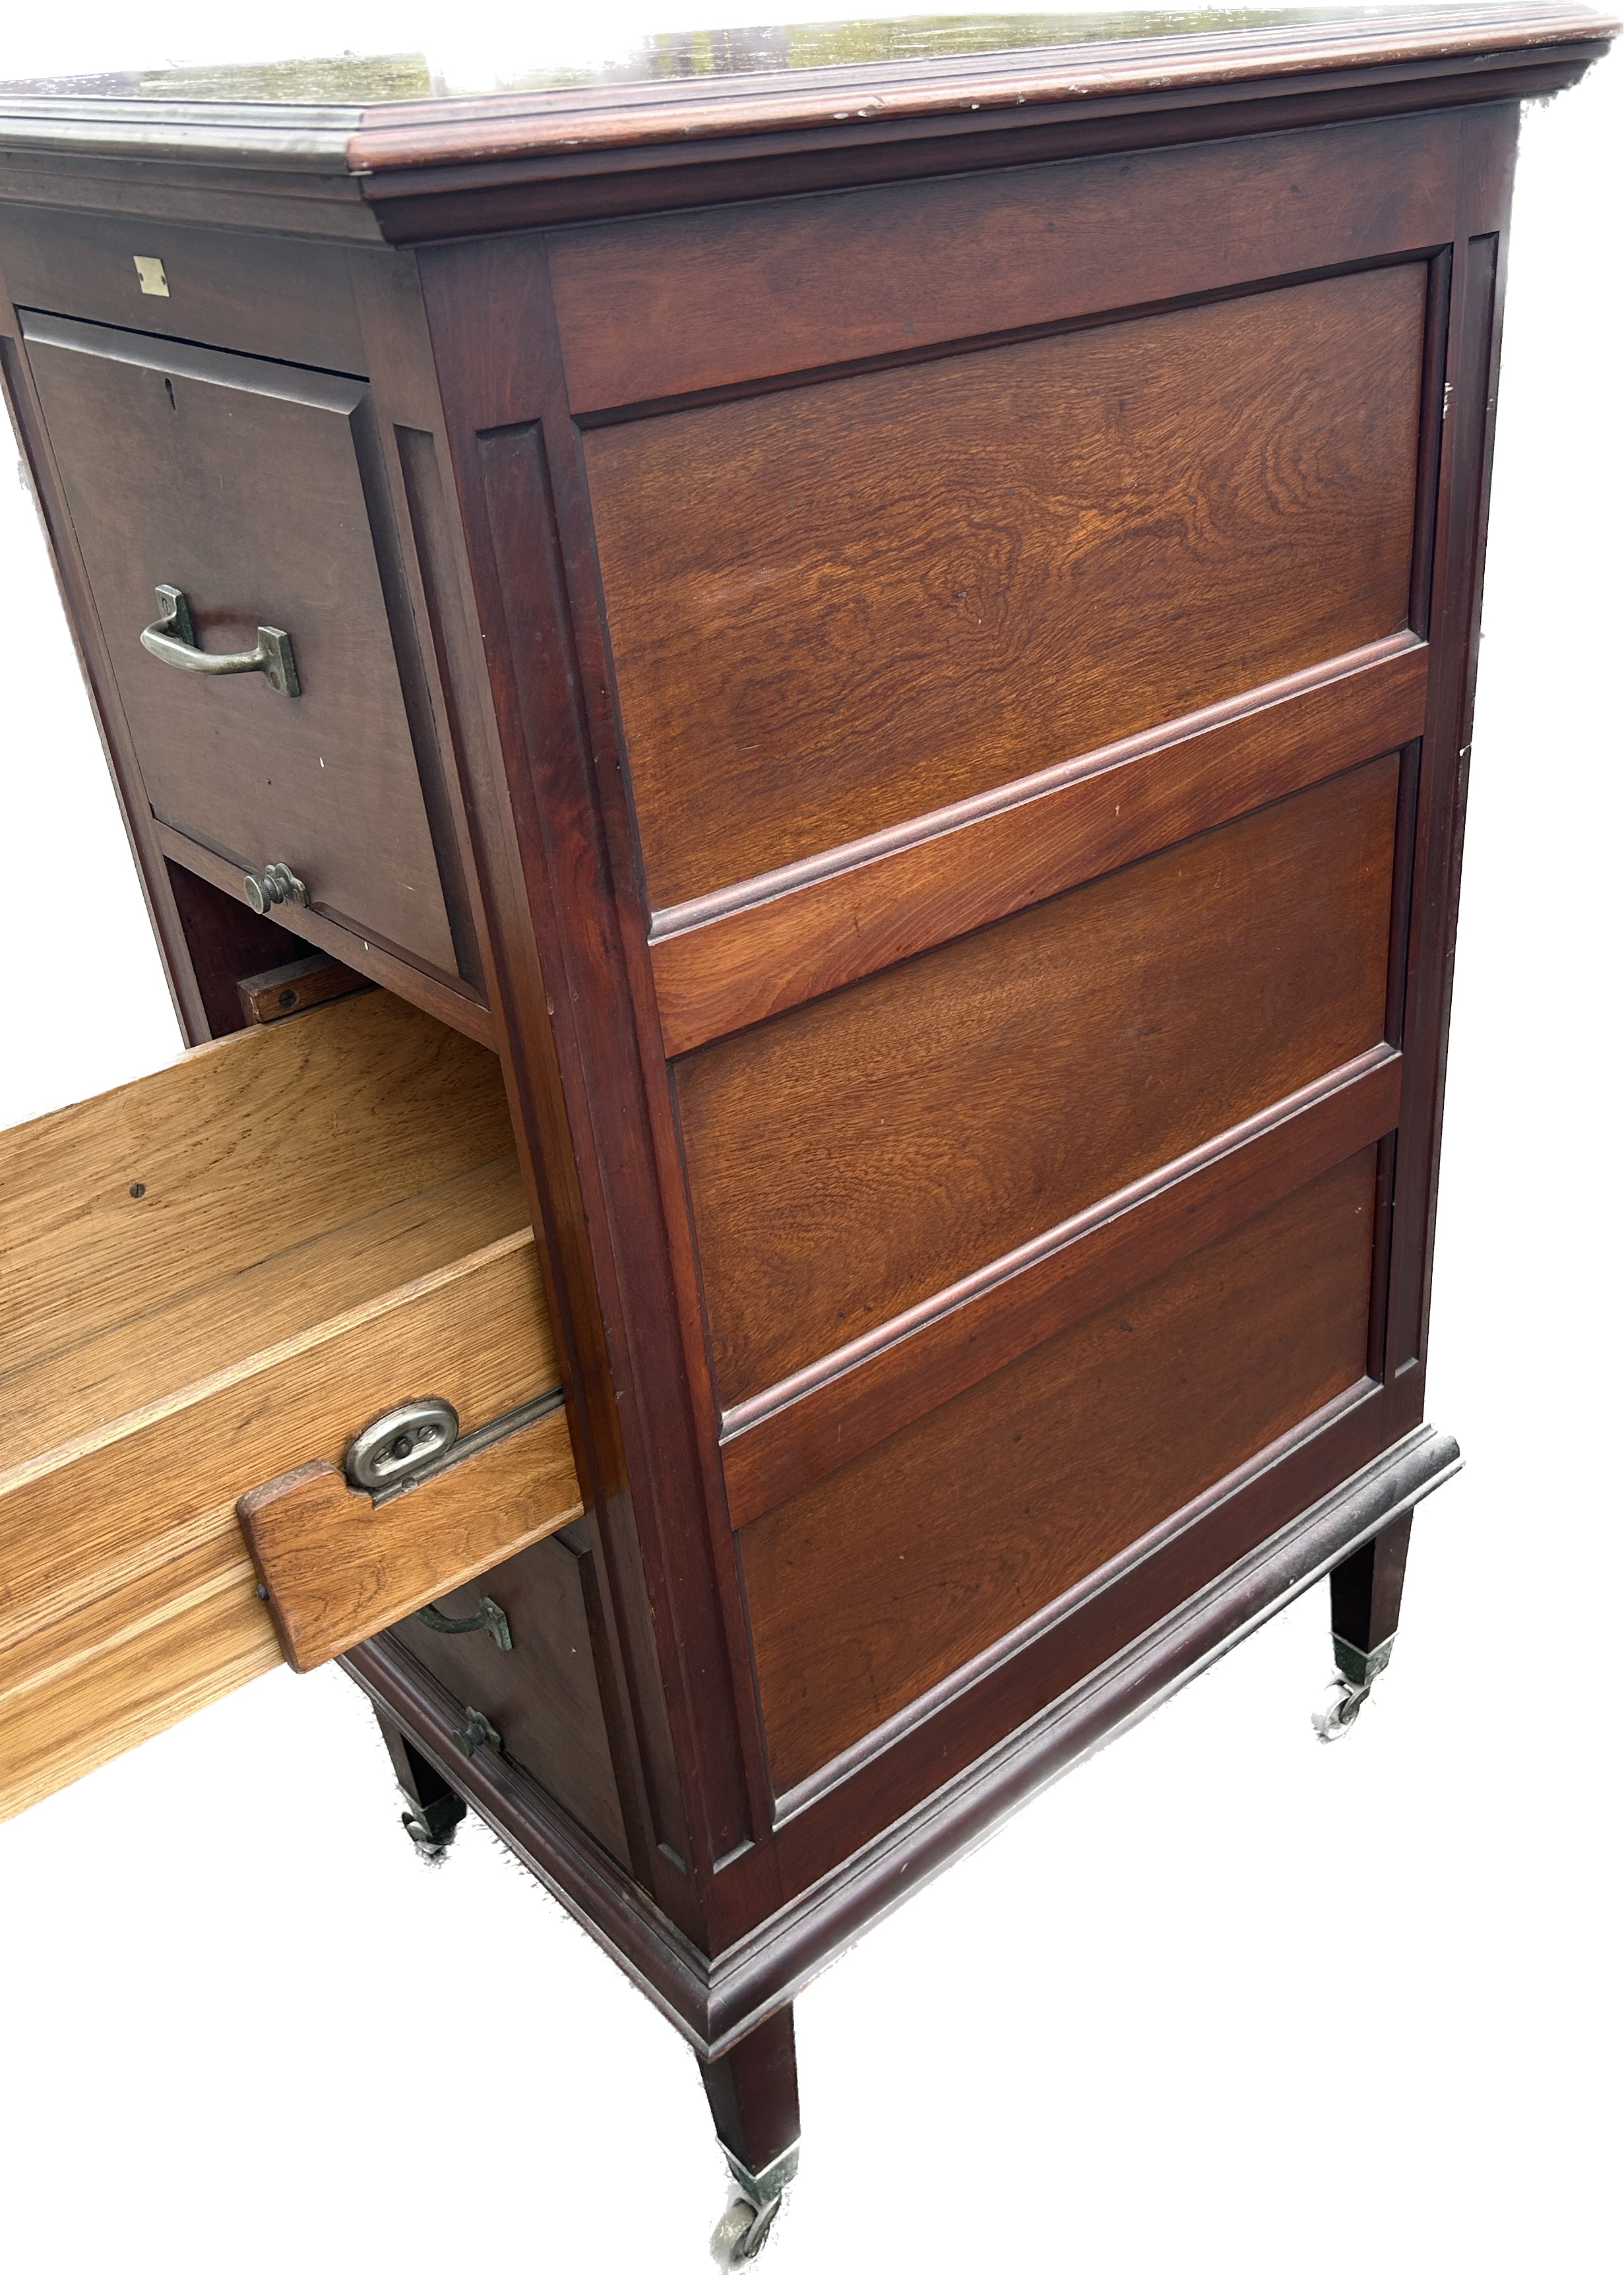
0;6;1613;2259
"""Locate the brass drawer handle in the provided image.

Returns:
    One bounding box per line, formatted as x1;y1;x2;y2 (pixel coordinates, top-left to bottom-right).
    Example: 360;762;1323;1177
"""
417;1596;514;1652
139;582;300;698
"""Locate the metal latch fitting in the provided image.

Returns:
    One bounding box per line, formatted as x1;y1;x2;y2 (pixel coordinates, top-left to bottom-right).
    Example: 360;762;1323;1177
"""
344;1397;459;1492
243;861;311;915
453;1709;502;1757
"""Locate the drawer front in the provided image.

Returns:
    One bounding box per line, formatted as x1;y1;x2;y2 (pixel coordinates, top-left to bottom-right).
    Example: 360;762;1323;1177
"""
390;1523;633;1870
585;261;1425;912
20;312;464;978
0;990;575;1821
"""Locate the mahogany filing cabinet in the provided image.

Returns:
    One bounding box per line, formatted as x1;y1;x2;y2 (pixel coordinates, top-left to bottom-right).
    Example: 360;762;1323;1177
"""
0;8;1613;2260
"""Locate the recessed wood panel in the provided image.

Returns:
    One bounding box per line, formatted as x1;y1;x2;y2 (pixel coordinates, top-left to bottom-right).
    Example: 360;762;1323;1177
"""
720;1050;1402;1530
586;263;1426;908
678;758;1398;1411
740;1148;1378;1792
549;113;1457;412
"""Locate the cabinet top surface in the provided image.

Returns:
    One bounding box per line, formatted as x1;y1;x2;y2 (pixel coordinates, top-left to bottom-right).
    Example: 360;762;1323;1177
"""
0;3;1613;173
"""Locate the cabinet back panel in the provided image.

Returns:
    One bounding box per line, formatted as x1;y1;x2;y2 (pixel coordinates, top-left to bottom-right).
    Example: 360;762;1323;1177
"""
739;1148;1377;1792
586;262;1425;910
678;757;1397;1410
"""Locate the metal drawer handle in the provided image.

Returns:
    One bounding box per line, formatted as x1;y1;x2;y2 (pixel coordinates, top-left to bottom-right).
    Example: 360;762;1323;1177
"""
139;582;300;698
417;1596;513;1652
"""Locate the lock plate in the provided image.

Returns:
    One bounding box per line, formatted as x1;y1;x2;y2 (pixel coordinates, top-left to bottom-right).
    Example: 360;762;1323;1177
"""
345;1397;459;1492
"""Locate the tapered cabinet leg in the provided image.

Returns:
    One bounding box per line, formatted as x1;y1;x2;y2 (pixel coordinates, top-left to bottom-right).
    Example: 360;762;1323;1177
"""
373;1707;467;1855
1314;1511;1414;1742
700;2006;800;2265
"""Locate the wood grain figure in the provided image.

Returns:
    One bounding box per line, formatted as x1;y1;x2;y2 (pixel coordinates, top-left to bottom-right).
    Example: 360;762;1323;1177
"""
588;264;1425;905
679;758;1398;1406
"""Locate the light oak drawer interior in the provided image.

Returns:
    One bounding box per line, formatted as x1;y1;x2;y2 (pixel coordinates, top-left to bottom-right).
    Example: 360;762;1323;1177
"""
0;988;580;1821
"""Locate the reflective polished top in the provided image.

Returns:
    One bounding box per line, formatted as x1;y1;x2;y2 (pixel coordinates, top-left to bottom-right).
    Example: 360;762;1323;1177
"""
0;3;1611;170
0;9;1466;104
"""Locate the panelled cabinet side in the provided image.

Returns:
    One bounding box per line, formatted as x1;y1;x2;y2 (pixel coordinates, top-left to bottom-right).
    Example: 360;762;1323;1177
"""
415;100;1534;1960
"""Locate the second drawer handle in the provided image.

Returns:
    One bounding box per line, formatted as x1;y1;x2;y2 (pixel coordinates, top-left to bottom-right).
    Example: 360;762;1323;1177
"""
418;1597;513;1652
139;582;301;698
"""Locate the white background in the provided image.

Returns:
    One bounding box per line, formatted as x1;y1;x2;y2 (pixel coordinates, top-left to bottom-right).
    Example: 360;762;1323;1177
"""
1;12;1618;2273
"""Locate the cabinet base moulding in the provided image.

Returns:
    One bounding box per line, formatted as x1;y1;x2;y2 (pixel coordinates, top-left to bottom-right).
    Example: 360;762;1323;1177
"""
347;1421;1458;2056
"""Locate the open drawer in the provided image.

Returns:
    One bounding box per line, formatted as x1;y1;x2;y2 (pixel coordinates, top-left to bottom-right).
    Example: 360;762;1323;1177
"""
0;987;582;1821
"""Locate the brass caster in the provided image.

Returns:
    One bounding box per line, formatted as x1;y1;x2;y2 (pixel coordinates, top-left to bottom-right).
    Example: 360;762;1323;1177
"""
1312;1677;1371;1743
710;2193;783;2266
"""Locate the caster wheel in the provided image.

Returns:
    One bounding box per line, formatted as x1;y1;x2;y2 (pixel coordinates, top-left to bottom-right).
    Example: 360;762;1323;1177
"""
398;1785;465;1858
400;1806;454;1860
1311;1677;1369;1744
710;2193;782;2266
